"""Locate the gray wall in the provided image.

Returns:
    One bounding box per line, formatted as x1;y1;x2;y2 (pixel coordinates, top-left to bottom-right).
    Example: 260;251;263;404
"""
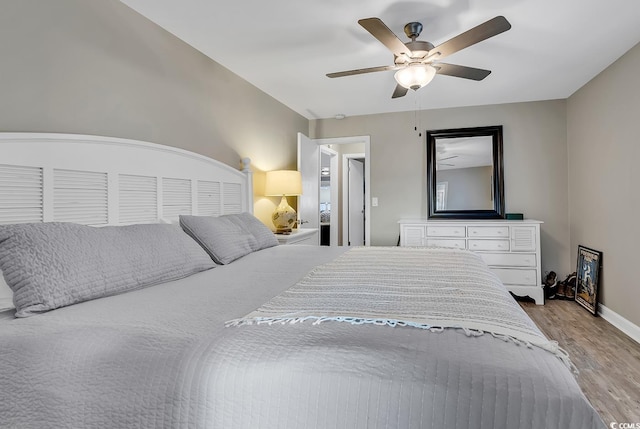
0;0;308;226
311;100;569;278
567;42;640;326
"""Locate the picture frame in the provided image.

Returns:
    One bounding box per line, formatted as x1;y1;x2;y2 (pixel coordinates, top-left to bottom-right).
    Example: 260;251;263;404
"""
575;245;602;316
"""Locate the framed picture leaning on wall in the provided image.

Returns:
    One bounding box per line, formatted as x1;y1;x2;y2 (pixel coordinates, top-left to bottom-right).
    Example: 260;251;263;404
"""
575;245;602;316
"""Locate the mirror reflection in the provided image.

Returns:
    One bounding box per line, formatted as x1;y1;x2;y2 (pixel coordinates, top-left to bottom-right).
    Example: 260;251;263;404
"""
427;126;504;219
435;136;493;211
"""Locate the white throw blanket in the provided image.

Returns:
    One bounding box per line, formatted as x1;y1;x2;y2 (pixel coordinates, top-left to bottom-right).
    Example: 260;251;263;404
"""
228;246;573;368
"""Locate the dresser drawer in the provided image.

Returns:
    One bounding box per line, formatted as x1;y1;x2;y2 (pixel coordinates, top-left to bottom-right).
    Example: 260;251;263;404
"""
478;252;537;267
426;238;466;249
492;268;538;286
401;225;426;246
468;239;509;251
426;226;466;237
467;226;509;238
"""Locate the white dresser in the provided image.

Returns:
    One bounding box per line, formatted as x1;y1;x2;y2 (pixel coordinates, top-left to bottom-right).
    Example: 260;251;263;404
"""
399;219;544;305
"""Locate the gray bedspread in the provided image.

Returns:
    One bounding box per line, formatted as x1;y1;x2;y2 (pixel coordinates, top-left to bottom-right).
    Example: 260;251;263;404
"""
0;246;604;429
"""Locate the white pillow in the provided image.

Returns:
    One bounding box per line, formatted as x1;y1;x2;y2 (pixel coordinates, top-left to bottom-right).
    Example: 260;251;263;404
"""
0;270;14;311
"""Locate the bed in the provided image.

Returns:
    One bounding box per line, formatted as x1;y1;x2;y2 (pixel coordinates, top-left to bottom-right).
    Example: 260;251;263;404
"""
0;133;605;429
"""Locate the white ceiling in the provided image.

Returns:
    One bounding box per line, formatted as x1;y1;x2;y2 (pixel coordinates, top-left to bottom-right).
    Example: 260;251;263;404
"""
120;0;640;120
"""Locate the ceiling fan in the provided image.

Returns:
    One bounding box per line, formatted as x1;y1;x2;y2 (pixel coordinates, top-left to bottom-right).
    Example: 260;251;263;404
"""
436;154;458;167
327;16;511;98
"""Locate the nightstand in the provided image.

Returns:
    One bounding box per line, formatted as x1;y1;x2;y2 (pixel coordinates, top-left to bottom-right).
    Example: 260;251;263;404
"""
275;228;319;245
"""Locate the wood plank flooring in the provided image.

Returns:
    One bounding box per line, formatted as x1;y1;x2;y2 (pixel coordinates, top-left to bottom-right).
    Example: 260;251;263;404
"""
521;299;640;425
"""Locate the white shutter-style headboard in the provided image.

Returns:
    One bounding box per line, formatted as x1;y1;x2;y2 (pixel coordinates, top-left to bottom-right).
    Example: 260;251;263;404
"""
0;133;253;226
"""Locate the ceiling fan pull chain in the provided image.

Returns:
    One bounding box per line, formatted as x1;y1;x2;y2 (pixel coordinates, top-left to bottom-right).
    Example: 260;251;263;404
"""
414;95;422;137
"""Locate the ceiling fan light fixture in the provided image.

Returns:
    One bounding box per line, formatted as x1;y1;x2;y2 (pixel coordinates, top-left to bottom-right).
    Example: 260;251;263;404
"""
394;64;436;90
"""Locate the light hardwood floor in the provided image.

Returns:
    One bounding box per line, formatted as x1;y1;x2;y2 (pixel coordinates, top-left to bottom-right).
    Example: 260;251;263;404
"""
521;299;640;425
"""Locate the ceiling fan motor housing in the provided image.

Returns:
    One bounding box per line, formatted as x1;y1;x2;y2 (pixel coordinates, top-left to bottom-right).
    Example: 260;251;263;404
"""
404;22;423;39
394;40;434;64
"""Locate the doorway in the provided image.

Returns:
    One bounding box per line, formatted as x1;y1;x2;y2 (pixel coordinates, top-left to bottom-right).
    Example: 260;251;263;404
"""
297;133;370;246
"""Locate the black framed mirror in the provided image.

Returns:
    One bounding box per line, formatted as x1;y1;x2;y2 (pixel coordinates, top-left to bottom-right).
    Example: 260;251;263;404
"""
427;125;505;219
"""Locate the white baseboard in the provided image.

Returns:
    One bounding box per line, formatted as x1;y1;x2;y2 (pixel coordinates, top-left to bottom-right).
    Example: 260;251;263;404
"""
599;303;640;344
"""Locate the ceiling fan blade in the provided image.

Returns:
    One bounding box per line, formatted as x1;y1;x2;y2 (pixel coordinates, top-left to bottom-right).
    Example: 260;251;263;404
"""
435;63;491;80
358;18;412;58
428;16;511;61
437;155;458;161
327;65;399;78
391;84;409;99
438;163;455;166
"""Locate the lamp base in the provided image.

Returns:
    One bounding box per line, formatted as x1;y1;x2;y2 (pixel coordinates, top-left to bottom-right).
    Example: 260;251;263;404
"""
272;195;297;235
275;227;293;235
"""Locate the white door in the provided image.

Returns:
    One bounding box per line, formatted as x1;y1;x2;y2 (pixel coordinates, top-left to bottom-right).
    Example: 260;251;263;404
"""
348;159;365;246
297;133;320;240
299;134;371;247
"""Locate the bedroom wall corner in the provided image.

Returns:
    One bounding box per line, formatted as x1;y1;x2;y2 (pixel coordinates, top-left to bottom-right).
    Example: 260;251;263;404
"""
567;42;640;328
0;0;307;229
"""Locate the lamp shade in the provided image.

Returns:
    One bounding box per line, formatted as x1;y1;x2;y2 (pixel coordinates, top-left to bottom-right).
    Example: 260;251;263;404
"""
264;170;302;196
394;64;436;90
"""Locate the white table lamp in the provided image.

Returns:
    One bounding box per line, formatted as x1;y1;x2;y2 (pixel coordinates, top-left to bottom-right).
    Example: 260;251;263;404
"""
265;170;302;234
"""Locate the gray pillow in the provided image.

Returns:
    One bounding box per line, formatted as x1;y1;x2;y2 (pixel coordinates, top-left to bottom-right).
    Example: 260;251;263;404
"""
179;213;278;265
0;270;14;311
234;212;279;250
0;222;216;317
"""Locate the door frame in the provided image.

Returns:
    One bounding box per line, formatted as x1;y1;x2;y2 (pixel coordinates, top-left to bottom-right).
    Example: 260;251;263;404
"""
313;136;370;246
343;153;366;246
299;134;371;246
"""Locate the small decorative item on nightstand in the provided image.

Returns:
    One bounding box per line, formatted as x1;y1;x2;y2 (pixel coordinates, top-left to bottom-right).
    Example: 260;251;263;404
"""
264;170;302;234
